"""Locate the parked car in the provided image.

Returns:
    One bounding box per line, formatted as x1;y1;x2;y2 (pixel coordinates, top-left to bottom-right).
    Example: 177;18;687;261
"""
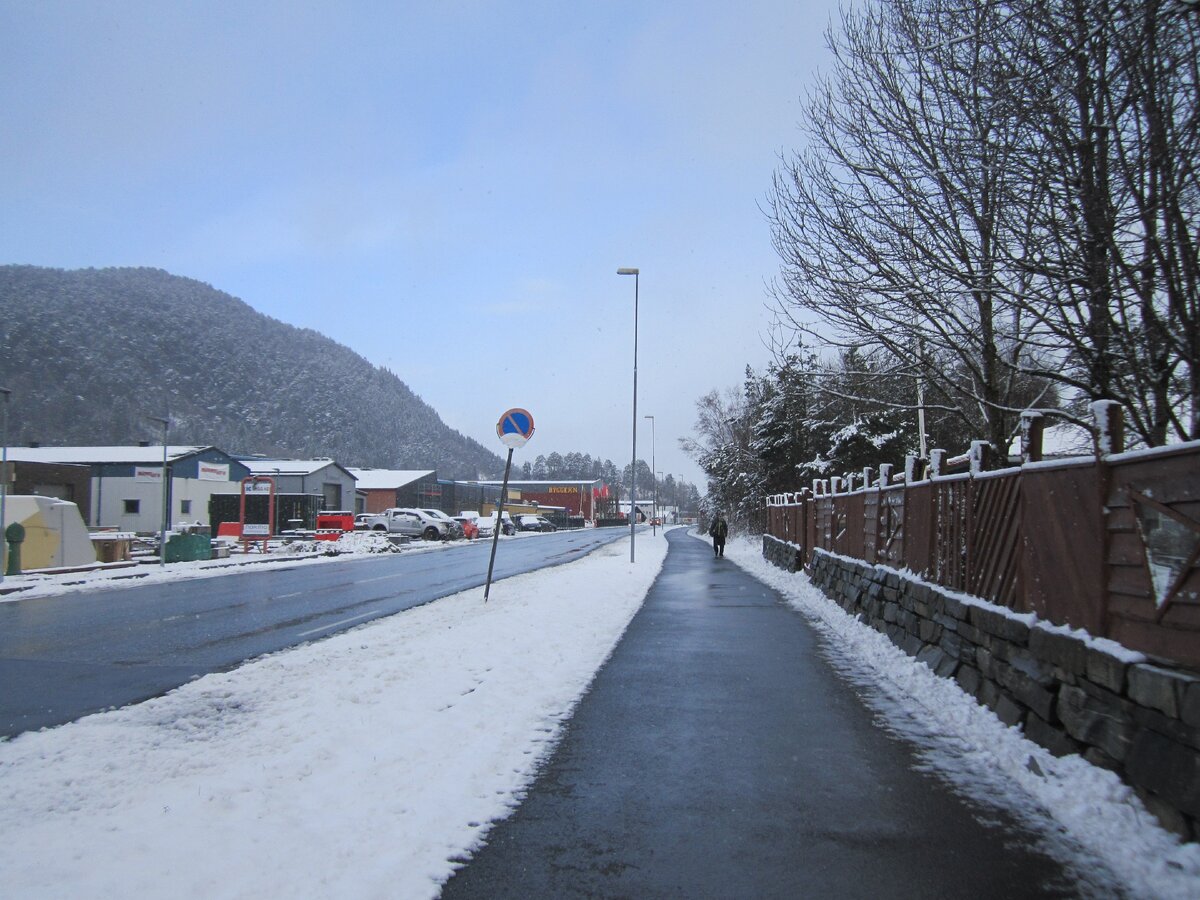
453;516;479;539
482;511;516;535
363;508;426;538
419;508;465;539
517;514;556;532
354;514;372;530
396;508;453;540
463;511;494;538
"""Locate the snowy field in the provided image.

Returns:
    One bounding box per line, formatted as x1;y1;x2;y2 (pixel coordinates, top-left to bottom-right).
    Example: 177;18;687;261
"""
2;528;1198;898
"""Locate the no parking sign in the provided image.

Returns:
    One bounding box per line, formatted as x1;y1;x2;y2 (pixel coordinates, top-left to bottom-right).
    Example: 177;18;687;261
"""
496;408;535;449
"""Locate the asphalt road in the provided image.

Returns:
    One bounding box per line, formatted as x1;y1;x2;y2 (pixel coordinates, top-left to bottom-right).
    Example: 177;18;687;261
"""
0;527;631;738
440;529;1080;899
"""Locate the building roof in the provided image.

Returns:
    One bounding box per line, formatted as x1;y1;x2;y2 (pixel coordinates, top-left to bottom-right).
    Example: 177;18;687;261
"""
242;458;357;479
470;479;601;487
346;468;435;490
2;445;212;464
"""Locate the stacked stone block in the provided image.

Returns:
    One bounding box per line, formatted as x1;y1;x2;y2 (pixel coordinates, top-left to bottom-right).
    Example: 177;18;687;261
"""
762;535;1200;841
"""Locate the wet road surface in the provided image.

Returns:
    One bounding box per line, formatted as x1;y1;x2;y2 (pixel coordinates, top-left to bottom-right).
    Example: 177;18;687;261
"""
0;528;627;738
440;529;1079;899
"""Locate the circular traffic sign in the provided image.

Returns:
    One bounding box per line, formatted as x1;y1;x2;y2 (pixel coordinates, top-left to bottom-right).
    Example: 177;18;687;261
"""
497;408;535;449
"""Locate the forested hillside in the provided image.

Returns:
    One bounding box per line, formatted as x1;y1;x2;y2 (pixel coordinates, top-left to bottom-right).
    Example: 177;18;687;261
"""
0;266;505;479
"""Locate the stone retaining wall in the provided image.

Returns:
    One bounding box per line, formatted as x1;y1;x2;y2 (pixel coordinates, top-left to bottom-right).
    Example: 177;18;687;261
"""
763;534;1200;841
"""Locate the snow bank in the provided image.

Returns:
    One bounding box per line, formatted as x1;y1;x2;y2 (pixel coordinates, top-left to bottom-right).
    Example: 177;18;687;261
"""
0;534;669;898
721;534;1200;900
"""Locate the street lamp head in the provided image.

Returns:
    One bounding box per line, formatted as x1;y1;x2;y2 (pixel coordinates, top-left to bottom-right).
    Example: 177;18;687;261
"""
617;267;639;276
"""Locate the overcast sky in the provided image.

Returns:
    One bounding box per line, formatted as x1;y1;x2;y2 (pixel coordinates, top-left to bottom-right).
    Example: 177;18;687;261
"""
1;0;839;488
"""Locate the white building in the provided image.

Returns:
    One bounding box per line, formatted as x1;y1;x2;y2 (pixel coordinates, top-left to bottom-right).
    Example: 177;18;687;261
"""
1;445;250;533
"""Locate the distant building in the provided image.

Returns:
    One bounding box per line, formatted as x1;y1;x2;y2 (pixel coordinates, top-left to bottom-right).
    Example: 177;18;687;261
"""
347;469;438;514
466;479;602;520
240;458;357;511
2;445;249;532
7;460;92;513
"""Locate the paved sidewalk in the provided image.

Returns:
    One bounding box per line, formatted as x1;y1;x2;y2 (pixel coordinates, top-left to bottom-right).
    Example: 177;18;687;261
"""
440;529;1076;898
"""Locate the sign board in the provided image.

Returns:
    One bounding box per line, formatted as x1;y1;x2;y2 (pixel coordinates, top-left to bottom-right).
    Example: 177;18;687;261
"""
134;466;164;483
239;476;276;546
497;408;535;449
198;462;230;482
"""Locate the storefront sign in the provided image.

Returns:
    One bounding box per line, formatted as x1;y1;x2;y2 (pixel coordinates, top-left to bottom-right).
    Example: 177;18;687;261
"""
198;462;230;482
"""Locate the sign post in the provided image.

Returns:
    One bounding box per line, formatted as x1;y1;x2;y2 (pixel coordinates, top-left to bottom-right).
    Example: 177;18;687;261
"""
239;476;275;554
485;408;534;602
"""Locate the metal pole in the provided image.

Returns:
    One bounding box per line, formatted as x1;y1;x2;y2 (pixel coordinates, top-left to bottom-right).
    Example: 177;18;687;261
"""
645;415;656;536
483;447;514;602
0;387;10;584
149;415;169;566
618;267;639;562
657;470;663;531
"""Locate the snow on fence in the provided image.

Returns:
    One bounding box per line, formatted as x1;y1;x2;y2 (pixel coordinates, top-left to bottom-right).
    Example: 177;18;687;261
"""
765;404;1200;670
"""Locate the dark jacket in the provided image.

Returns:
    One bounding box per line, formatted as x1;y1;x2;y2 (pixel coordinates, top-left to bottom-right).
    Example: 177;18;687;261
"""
709;517;728;540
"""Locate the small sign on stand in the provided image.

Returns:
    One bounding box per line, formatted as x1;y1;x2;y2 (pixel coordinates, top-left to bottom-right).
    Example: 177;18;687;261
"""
485;408;534;601
239;476;275;554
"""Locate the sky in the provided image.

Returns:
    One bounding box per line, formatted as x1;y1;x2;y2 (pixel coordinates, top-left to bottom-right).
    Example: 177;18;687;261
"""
0;0;839;488
3;530;1198;898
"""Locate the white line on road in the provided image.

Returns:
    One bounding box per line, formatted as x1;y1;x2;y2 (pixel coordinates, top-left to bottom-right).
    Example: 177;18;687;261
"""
298;611;379;638
356;574;407;584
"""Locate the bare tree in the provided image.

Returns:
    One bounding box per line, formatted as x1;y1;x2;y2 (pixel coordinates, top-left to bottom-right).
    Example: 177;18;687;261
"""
769;0;1199;450
998;0;1199;442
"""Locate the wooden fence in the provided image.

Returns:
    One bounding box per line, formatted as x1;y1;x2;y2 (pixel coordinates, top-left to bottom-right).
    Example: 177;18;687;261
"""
765;407;1200;669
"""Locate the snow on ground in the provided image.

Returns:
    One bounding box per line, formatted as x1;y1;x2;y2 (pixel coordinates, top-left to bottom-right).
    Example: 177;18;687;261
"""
0;531;508;603
5;526;1200;899
0;533;669;899
719;533;1200;900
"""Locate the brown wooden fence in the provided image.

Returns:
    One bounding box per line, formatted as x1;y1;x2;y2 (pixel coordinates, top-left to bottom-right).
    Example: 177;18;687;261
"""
765;414;1200;668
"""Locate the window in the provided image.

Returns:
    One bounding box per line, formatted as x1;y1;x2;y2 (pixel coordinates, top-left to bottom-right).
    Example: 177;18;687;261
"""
322;483;341;510
123;499;140;514
180;500;192;515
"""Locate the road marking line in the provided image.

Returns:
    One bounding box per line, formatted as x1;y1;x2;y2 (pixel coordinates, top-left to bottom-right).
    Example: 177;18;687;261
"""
298;611;378;638
357;573;406;584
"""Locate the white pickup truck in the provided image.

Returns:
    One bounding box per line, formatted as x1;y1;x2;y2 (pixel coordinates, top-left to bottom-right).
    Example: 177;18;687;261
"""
363;508;440;540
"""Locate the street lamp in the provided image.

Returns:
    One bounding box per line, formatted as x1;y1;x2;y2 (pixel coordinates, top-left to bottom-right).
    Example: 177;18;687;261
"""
148;414;169;566
618;267;639;562
644;414;656;535
0;387;10;583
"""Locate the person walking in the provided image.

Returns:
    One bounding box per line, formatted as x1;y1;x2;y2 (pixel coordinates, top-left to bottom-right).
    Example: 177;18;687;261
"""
709;512;728;557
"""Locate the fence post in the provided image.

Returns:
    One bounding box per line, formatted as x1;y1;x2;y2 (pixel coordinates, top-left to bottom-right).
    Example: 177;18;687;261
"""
1021;411;1045;463
1091;402;1125;639
1091;400;1126;456
930;449;945;478
969;440;991;474
879;463;893;486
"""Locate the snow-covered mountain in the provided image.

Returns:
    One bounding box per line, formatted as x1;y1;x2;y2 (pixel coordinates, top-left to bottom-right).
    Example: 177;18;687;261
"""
0;265;504;479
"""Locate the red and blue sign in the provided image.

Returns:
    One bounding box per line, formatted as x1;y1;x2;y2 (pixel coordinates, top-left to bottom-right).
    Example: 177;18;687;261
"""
497;408;535;449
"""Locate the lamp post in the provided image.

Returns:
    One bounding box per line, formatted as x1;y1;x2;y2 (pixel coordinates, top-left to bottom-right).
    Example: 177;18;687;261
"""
0;387;10;583
656;469;663;531
644;414;656;535
618;267;639;562
149;415;169;566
